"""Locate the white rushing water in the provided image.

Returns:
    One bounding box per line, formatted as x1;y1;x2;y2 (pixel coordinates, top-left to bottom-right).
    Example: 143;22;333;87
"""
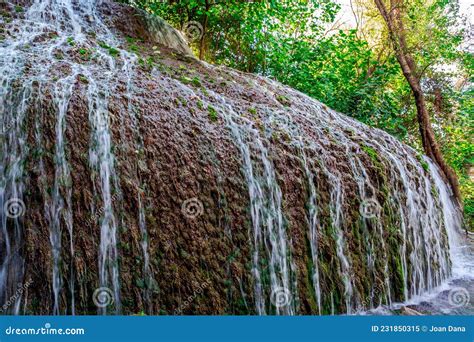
50;72;78;314
0;0;471;316
0;0;142;314
239;75;470;314
216;96;295;315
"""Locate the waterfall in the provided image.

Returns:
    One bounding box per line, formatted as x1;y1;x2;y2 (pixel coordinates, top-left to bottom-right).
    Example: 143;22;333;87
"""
0;0;140;314
50;72;78;314
217;98;295;315
0;0;470;316
299;143;322;315
0;80;30;314
123;58;153;313
426;158;467;276
247;76;466;312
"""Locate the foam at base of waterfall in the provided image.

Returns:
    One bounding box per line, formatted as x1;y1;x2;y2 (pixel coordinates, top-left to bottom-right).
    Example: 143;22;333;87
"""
425;158;472;278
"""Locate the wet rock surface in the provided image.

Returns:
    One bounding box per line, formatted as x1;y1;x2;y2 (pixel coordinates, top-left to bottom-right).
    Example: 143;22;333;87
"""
0;0;471;316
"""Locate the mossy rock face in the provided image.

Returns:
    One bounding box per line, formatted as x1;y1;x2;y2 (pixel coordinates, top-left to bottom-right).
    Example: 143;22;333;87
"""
0;0;461;316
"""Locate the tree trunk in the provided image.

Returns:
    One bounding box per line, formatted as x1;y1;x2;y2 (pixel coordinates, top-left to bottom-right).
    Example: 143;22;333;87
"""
199;0;210;60
373;0;462;206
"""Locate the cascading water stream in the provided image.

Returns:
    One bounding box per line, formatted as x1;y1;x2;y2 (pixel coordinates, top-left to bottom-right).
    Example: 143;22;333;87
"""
50;72;78;314
365;135;450;296
251;76;467;312
86;75;121;314
0;0;142;314
137;73;298;315
322;107;451;301
218;100;295;315
298;143;322;315
1;0;470;317
426;157;467;276
122;57;153;312
263;108;325;315
138;192;152;310
271;106;356;313
321;103;457;303
161;72;295;314
0;81;30;314
249;76;358;312
329;122;392;308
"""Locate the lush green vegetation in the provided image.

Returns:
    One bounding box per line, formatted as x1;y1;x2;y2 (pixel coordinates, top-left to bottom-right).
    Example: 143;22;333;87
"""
130;0;472;228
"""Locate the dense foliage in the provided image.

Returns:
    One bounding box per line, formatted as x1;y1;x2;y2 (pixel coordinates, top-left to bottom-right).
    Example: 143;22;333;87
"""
129;0;472;228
